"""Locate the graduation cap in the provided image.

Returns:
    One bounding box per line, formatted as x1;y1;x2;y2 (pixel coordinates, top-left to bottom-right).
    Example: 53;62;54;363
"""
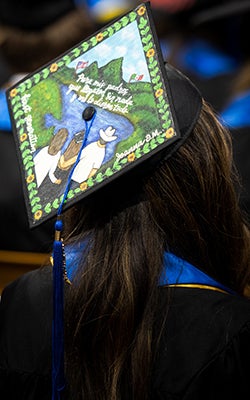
7;2;201;229
7;2;202;399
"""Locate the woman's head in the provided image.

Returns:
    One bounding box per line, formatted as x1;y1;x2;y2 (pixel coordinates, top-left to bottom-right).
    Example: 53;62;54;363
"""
67;73;250;294
63;58;250;400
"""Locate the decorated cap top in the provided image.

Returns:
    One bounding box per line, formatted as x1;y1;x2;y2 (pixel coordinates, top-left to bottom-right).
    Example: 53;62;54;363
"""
7;2;201;227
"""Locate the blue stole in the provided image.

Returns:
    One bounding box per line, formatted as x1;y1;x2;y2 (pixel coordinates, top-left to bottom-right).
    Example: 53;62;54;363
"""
65;244;234;295
160;253;234;294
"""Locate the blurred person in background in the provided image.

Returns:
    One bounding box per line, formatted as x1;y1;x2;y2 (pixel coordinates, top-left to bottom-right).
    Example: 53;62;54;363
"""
219;15;250;223
148;0;250;222
148;0;250;112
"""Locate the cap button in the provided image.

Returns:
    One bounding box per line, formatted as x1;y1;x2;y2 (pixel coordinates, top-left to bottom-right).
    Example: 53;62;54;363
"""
82;106;96;121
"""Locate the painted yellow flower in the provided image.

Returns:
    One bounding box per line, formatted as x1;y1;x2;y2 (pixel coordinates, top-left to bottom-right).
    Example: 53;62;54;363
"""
165;127;175;139
146;48;155;58
155;88;163;98
34;210;43;220
137;5;146;15
96;33;104;42
50;63;58;73
128;152;135;162
10;88;17;97
26;174;35;183
20;133;28;142
80;182;88;191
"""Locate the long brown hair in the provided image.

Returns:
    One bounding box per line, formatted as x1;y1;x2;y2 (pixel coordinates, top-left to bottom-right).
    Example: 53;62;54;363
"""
64;100;250;399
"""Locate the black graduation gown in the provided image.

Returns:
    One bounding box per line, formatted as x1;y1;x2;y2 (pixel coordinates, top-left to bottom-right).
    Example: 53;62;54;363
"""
1;266;250;399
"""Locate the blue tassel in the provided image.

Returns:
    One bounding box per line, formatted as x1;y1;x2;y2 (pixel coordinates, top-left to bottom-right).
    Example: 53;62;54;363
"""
52;219;65;400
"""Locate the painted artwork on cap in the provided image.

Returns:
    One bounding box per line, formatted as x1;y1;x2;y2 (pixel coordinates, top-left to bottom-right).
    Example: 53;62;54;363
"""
7;2;180;227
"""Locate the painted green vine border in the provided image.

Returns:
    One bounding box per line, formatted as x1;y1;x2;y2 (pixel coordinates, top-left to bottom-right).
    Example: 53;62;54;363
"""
9;4;175;224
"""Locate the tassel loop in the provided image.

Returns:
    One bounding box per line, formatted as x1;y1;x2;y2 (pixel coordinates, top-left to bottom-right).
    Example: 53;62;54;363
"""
54;217;63;241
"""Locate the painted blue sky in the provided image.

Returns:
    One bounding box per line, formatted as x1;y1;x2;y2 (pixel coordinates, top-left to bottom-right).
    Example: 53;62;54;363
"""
68;21;151;82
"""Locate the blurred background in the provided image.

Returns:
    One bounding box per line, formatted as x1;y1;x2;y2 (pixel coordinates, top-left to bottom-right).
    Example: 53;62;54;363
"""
1;0;250;292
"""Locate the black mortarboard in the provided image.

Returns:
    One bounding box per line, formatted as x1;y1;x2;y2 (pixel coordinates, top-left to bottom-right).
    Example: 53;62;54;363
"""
7;2;201;229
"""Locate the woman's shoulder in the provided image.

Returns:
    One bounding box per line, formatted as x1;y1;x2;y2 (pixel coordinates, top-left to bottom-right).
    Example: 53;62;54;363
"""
158;286;250;351
153;287;250;399
167;285;250;322
0;266;53;374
